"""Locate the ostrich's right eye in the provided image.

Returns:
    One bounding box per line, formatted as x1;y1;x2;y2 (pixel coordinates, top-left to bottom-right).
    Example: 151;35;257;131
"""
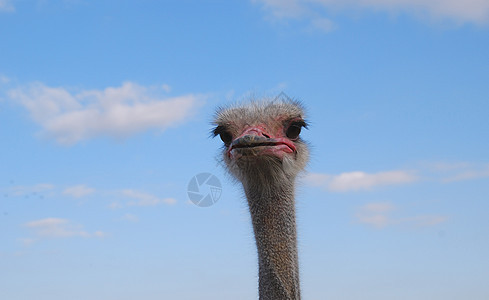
286;124;302;140
285;119;308;140
213;125;233;146
219;131;233;146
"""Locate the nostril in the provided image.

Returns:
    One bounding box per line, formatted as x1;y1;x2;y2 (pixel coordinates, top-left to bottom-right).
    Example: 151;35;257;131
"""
242;126;271;138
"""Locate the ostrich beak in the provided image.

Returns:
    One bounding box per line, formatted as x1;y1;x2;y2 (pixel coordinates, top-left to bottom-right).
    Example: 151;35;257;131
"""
227;127;296;159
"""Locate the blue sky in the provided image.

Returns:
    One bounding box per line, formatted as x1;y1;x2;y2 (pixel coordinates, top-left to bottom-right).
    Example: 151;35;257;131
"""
1;1;488;299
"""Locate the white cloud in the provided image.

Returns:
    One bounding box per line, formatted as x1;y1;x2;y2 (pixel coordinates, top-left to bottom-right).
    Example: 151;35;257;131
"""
356;212;392;228
121;213;139;222
122;189;177;206
310;17;336;32
109;202;123;209
355;202;396;228
425;161;472;171
63;184;95;198
254;0;336;32
8;81;203;145
317;0;489;24
17;238;37;247
362;202;396;213
304;162;489;192
252;0;307;19
304;170;417;192
0;0;15;12
355;202;448;229
8;183;55;197
161;84;172;93
254;0;489;26
421;161;489;182
400;215;449;227
442;164;489;182
330;171;417;191
23;218;106;243
0;74;10;84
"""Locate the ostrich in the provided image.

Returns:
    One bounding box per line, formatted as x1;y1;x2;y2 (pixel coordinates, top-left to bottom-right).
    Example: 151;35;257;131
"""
213;97;309;300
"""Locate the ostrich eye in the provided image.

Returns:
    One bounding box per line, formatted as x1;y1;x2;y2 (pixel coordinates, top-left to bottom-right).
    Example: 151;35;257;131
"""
285;120;307;140
286;125;301;139
213;125;233;146
219;131;233;146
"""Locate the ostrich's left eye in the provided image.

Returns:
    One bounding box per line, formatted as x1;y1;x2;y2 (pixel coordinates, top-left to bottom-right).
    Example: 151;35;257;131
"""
285;120;307;140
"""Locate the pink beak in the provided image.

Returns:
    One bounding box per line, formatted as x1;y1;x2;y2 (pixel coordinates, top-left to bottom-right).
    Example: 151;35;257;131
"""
227;126;297;159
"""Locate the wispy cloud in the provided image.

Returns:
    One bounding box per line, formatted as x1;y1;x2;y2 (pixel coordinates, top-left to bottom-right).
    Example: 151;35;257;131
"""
355;202;396;228
309;17;336;32
441;164;489;183
21;218;106;245
425;161;472;171
7;183;55;197
421;161;489;183
110;189;176;209
304;170;417;192
0;74;10;84
0;0;15;13
63;184;95;198
253;0;336;32
304;162;489;192
123;189;176;206
252;0;308;19
355;202;448;229
2;182;178;210
253;0;489;28
121;213;139;223
8;81;203;145
4;183;95;199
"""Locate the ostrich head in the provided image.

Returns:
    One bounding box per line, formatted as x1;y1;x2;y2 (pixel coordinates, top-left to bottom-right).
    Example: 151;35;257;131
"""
213;98;309;189
212;97;309;300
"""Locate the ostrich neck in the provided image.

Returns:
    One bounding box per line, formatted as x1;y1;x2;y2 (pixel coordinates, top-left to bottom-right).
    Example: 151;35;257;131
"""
243;174;301;300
